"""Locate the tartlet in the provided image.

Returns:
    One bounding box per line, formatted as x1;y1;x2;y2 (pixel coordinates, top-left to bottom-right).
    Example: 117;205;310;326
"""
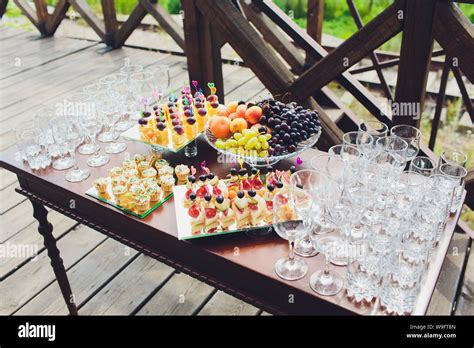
93;177;108;193
134;194;150;212
160;175;175;192
175;164;190;182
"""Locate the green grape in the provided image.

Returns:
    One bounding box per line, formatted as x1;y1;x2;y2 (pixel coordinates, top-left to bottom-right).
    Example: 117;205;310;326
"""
237;137;247;146
227;139;238;147
258;150;269;158
228;148;237;154
242;129;251;136
261;141;269;150
244;137;258;150
215;140;226;149
265;134;272;140
257;135;267;143
233;132;243;140
254;141;261;150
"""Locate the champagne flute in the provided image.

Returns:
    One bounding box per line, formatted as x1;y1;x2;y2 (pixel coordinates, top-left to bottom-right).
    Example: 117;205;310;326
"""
65;122;90;182
390;125;421;162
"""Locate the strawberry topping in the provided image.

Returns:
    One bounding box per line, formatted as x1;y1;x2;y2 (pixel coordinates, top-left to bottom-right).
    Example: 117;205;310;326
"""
205;208;217;219
196;185;209;198
188;204;200;218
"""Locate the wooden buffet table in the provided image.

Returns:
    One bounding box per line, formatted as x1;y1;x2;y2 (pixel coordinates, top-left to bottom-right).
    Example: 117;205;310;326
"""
0;137;464;315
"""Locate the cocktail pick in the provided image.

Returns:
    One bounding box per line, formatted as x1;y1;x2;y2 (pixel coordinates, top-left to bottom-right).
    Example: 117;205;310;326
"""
207;82;216;95
190;165;197;176
296;157;303;166
192;80;199;93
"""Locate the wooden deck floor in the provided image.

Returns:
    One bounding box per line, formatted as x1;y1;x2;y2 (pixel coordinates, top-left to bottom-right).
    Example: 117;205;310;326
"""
0;25;472;316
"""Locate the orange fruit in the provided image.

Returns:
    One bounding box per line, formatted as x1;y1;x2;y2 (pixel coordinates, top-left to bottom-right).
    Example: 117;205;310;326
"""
216;105;229;117
230;118;248;133
227;101;239;114
245;106;263;124
210;116;231;138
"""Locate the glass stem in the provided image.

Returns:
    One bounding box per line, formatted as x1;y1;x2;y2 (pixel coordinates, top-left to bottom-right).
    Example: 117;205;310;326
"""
288;240;295;261
324;254;330;275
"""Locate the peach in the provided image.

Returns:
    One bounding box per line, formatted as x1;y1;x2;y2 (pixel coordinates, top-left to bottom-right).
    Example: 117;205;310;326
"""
230;118;248;133
245;106;263;124
236;104;247;119
227;101;239;114
228;112;239;121
216;105;229;117
210;116;231;138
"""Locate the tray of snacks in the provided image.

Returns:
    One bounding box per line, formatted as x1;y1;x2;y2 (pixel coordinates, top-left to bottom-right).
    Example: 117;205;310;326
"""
121;83;226;152
86;154;190;218
173;163;297;240
204;99;321;166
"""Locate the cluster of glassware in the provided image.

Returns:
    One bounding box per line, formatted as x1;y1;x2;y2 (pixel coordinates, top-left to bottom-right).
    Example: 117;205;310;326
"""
272;120;468;315
15;63;170;182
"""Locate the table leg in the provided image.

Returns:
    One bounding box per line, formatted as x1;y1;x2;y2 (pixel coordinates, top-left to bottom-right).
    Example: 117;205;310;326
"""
30;200;78;315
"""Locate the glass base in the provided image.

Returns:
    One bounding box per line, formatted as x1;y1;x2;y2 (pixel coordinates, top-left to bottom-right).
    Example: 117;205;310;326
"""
65;168;90;183
309;270;344;296
295;237;319;257
105;142;127;154
98;132;118;143
79;143;100;155
184;141;198;158
115;120;133;132
87;154;110;167
274;257;308;281
52;157;74;171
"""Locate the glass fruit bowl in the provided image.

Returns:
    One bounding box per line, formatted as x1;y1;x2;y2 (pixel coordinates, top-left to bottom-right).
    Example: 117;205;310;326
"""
204;125;322;167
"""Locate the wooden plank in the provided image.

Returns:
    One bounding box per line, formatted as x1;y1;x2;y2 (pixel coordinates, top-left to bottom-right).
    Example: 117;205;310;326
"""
137;272;214;315
241;2;305;75
452;65;474;123
0;200;36;242
0;210;78;280
288;0;403;102
69;0;105;40
0;182;25;214
0;168;17;189
427;233;471;314
433;1;474;84
393;0;436;127
454;239;473;315
15;238;138;315
197;290;260;315
0;225;107;315
140;0;185;51
45;0;69;36
114;2;147;47
306;0;324;44
80;254;174;315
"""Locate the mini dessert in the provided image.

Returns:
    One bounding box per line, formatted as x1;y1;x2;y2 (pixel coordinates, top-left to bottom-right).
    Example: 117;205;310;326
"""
93;178;108;194
161;175;175;192
262;183;275;224
142;167;157;179
184;116;198;140
133;154;147;164
215;195;235;229
108;167;123;178
175;164;190;183
137;161;150;175
184;191;197;208
158;165;174;178
188;202;205;234
111;175;127;187
129;184;145;195
154;159;169;172
156;121;169;146
196;106;208;133
142;177;159;188
203;194;218;233
248;189;264;226
112;184;127;202
238;168;252;191
119;192;135;210
233;190;250;228
124;168;139;179
134;194;150;213
145;185;162;202
122;160;136;170
126;176;141;188
196;175;210;199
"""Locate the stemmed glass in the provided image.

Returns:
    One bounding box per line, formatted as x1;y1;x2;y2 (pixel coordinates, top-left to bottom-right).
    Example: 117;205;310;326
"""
309;233;344;296
113;77;134;131
290;169;329;257
17;128;51;170
49;116;75;170
65;122;90;182
359;120;388;140
120;65;144;121
130;71;158;118
342;131;374;157
390;125;421;162
409;156;436;177
272;188;312;281
95;91;127;153
79;112;110;167
146;64;170;101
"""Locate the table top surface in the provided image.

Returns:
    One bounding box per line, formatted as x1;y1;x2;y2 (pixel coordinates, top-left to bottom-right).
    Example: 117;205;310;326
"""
0;136;462;315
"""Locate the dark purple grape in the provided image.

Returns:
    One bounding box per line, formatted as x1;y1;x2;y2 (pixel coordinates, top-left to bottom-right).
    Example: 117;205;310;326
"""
259;116;267;125
157;122;166;130
186;117;197;125
171;118;181;126
138;118;148;126
281;122;289;132
283;133;291;142
288;145;296;153
258;126;266;134
262;104;271;115
174;125;184;135
198;108;207;116
238;100;245;105
216;195;224;204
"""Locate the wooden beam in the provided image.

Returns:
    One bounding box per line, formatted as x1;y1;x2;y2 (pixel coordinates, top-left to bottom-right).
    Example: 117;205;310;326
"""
13;0;40;30
347;0;393;101
241;1;305;75
45;0;69;36
393;0;436;127
140;0;186;51
255;0;397;124
101;0;118;47
33;0;48;34
288;0;403;103
305;0;324;66
69;0;106;40
452;65;474;123
433;1;474;84
0;0;7;18
429;58;450;150
114;2;147;47
181;0;224;101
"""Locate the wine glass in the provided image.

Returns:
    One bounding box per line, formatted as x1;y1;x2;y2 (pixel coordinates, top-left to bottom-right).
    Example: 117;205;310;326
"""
113;77;134;131
99;73;127;90
130;71;158;118
78;112;110;167
65;122;90;182
272;188;311;281
390;125;421;162
309;234;344;296
83;83;108;96
49;116;75;170
17;127;51;170
289;169;329;257
409;156;436;177
342;131;374;157
146;64;170;101
95;91;127;154
358;120;388;140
